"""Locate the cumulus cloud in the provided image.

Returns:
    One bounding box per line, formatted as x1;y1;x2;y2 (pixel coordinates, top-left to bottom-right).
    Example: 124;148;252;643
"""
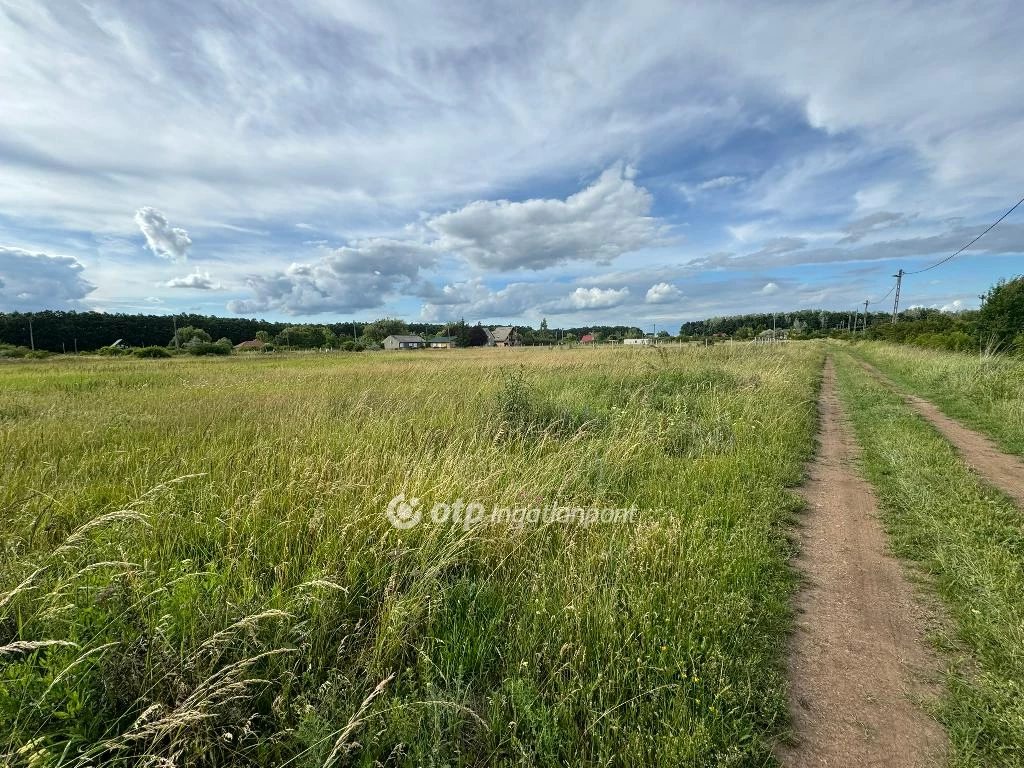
761;282;780;295
545;286;631;312
135;207;192;262
645;282;682;304
229;238;436;316
0;246;95;309
420;280;541;322
428;165;668;270
164;270;224;290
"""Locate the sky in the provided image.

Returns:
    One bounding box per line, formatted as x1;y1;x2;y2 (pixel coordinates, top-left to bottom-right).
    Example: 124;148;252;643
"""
2;0;1023;329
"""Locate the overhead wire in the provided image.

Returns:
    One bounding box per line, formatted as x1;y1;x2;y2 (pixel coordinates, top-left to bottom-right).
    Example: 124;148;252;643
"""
904;195;1024;275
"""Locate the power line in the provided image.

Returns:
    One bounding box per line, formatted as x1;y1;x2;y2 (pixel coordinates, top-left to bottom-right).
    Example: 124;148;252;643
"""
904;195;1024;275
868;280;898;304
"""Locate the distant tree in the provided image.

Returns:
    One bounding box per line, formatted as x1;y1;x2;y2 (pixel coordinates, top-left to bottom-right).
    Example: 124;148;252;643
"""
467;323;489;347
361;318;409;344
656;330;670;338
320;326;339;348
255;330;272;343
978;276;1024;349
171;326;210;348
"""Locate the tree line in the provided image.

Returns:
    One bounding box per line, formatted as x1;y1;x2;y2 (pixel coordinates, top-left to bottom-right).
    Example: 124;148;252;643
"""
2;276;1019;354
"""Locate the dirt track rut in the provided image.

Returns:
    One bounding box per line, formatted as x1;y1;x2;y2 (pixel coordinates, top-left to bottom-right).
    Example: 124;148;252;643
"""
857;359;1024;508
779;357;946;768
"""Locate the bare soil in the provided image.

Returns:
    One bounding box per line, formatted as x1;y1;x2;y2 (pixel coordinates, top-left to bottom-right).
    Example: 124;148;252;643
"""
779;358;947;768
858;359;1024;507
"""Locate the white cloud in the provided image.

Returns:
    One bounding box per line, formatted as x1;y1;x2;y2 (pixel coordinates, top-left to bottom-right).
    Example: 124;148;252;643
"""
0;245;95;309
164;270;224;290
940;298;965;312
698;175;743;191
546;286;631;311
135;207;192;262
645;282;682;304
420;280;541;322
229;238;436;316
428;165;667;270
761;282;780;295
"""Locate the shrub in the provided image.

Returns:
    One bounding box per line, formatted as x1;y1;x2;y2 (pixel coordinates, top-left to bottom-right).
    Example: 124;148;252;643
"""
133;346;172;358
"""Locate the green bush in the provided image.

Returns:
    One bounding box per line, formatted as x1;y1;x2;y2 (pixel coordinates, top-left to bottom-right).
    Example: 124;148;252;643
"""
186;342;231;356
0;343;31;358
133;346;172;358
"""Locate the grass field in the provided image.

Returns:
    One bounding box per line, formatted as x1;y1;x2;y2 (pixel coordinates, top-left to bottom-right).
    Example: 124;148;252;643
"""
833;352;1024;766
0;344;823;767
850;342;1024;457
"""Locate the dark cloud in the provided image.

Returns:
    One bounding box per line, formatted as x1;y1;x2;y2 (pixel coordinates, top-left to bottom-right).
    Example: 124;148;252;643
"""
0;246;95;309
837;211;910;243
228;238;436;316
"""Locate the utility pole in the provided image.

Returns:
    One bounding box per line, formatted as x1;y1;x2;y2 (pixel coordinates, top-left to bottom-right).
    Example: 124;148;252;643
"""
28;315;34;350
862;300;870;332
172;316;180;351
848;312;854;334
891;269;904;323
74;338;78;354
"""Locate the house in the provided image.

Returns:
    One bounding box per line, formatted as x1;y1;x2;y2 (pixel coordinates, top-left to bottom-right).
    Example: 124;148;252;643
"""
428;336;456;349
580;334;596;345
753;329;788;344
623;337;653;346
382;334;426;350
234;339;267;351
491;326;519;347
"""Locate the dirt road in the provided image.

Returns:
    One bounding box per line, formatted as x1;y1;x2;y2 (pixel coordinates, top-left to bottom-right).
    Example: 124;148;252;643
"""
857;359;1024;508
779;358;946;767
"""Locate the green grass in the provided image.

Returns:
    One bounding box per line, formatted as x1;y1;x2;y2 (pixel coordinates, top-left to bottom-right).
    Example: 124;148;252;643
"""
833;353;1024;767
850;341;1024;457
0;344;823;767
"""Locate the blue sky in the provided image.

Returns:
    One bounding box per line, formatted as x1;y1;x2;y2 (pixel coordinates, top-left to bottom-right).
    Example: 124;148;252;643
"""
1;0;1023;328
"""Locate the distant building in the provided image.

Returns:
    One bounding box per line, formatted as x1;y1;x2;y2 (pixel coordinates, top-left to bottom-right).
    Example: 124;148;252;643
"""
234;339;267;351
623;338;653;346
580;334;596;344
382;334;426;350
491;327;519;347
428;336;456;349
753;329;788;344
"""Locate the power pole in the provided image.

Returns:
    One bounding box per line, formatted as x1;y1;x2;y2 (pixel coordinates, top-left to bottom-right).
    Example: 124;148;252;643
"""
172;316;180;351
891;269;904;323
28;316;34;350
848;312;854;334
862;300;870;332
74;338;78;354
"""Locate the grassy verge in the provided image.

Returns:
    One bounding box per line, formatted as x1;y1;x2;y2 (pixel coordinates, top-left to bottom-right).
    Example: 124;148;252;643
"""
1;344;822;766
833;353;1024;767
850;341;1024;457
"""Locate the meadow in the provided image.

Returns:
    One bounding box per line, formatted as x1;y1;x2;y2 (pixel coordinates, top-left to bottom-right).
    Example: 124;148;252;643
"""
851;342;1024;457
0;344;823;767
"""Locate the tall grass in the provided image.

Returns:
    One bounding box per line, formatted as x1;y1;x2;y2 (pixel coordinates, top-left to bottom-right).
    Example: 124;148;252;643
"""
0;344;822;766
851;341;1024;457
834;353;1024;767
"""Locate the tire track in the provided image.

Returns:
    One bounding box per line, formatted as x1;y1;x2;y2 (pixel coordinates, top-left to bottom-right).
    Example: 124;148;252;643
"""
856;358;1024;508
779;357;946;768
